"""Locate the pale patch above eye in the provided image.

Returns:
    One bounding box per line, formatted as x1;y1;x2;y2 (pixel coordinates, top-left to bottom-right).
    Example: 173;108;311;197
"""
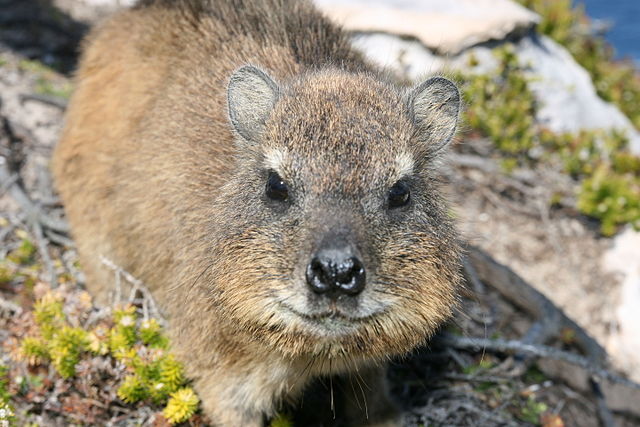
394;152;414;180
263;147;288;172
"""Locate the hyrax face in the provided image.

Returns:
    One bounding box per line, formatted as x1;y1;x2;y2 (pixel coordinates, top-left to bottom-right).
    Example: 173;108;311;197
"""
209;66;461;360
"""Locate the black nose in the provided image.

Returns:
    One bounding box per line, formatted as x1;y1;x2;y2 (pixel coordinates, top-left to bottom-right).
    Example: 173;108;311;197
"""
306;249;366;296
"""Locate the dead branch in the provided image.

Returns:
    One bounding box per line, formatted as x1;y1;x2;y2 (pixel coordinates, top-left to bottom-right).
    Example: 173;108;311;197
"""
466;245;607;364
590;378;616;427
480;186;540;218
32;219;57;287
437;334;639;391
448;152;537;189
449;152;498;174
0;170;18;196
100;256;166;326
20;93;68;110
442;372;509;384
0;155;69;234
44;228;75;248
1;115;70;234
462;256;485;294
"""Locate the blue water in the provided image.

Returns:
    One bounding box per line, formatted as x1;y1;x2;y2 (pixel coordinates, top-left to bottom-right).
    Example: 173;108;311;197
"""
578;0;640;63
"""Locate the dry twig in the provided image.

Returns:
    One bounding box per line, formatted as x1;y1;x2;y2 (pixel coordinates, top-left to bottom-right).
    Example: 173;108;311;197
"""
20;93;68;110
32;219;57;287
100;256;166;326
590;378;616;427
437;334;639;391
0;155;69;234
466;245;607;364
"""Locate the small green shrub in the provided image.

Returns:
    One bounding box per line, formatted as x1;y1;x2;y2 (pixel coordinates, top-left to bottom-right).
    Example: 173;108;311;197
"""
269;412;295;427
459;46;537;158
518;395;549;424
540;129;640;234
517;0;587;49
7;239;36;265
34;78;73;99
578;166;640;236
0;364;15;426
18;58;73;100
163;388;200;425
458;39;640;235
18;291;199;425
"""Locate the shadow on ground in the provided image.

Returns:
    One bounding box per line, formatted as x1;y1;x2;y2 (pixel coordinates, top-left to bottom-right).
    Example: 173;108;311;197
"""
0;0;87;74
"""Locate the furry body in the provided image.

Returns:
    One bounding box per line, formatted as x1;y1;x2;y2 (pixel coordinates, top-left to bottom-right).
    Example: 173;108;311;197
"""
53;1;463;425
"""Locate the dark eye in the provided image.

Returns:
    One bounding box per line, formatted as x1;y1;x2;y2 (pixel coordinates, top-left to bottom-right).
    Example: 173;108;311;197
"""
388;181;410;209
266;171;289;202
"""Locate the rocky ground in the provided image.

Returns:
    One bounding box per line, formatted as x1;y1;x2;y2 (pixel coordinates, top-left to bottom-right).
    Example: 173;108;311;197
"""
1;0;640;426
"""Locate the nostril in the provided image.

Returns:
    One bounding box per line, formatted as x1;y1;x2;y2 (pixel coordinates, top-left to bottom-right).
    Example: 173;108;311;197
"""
336;257;366;295
306;257;331;294
306;254;366;296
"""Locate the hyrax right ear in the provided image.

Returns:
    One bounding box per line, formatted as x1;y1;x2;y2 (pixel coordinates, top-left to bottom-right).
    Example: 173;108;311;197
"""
227;65;280;142
406;76;461;158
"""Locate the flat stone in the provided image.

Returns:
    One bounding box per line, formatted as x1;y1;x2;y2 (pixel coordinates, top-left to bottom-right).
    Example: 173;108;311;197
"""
314;0;539;55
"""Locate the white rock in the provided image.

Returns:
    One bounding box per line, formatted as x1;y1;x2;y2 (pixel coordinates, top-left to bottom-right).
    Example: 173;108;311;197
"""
314;0;539;55
602;228;640;382
75;0;135;6
350;33;447;81
516;34;640;153
53;0;135;22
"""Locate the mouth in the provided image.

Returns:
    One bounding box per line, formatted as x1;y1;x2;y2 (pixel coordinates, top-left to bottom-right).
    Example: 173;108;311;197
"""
280;303;382;331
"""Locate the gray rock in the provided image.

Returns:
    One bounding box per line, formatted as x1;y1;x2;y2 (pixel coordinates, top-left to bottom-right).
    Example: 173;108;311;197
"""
516;34;640;153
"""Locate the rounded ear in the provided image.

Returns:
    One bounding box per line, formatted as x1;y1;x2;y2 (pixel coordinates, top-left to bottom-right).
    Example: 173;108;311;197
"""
406;76;461;158
227;65;280;142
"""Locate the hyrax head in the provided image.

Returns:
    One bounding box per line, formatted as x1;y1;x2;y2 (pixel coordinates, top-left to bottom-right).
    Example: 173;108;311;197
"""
210;65;462;360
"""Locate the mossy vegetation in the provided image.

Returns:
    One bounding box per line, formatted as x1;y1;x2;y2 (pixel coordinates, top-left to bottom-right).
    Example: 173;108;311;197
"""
462;48;537;159
1;226;200;424
1;230;40;296
1;228;298;426
458;19;640;235
578;167;640;235
18;59;73;99
15;290;199;424
269;412;295;427
6;238;36;265
518;395;549;424
34;78;73;99
0;364;15;426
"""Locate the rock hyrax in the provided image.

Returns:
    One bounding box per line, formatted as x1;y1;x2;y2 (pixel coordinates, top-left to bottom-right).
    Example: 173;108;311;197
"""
52;0;463;425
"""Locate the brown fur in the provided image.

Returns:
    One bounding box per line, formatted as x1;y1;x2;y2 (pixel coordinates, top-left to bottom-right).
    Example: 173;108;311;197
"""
52;1;463;425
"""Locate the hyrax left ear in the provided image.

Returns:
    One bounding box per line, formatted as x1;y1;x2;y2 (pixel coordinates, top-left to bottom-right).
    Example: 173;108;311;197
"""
406;76;461;158
227;65;280;142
